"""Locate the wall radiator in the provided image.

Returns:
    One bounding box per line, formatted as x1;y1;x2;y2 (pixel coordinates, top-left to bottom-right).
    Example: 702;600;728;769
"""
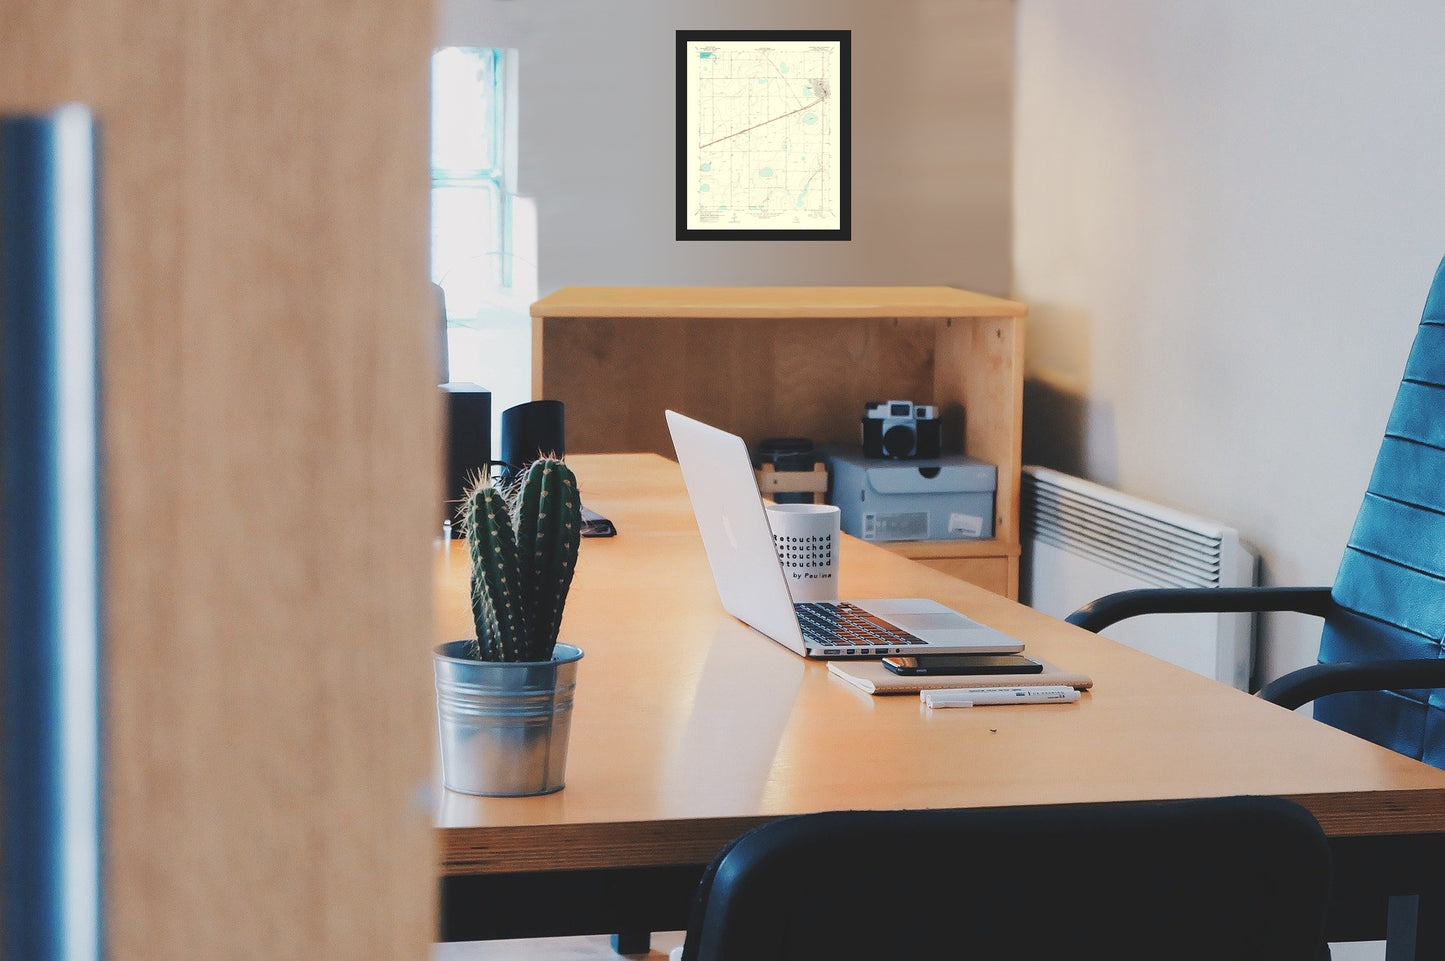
1021;467;1258;690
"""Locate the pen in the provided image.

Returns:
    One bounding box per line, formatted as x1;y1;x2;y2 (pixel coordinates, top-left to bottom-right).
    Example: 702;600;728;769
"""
921;686;1080;709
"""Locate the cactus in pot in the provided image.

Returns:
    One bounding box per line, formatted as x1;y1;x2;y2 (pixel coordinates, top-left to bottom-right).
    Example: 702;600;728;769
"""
459;456;582;662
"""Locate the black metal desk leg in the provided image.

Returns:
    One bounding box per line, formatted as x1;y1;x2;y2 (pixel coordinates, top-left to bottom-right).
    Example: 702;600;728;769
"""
611;931;652;954
1387;893;1445;961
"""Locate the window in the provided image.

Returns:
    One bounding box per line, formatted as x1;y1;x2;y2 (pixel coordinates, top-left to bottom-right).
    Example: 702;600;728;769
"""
431;47;535;429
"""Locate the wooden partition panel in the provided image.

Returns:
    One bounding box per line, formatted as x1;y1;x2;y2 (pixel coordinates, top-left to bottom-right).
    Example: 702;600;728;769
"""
935;315;1026;549
540;315;939;456
2;2;438;959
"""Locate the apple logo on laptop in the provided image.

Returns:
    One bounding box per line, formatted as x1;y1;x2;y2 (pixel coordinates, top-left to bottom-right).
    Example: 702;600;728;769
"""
721;515;739;549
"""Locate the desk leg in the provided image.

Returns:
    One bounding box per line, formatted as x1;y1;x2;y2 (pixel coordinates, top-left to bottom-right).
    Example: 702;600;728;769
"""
1386;893;1445;961
611;931;651;955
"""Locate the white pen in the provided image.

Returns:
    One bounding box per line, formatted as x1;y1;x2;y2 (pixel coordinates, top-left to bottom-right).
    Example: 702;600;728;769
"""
921;685;1080;709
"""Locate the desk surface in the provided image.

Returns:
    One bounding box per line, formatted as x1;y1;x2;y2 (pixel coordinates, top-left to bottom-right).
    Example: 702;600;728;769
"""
434;454;1445;877
529;285;1027;319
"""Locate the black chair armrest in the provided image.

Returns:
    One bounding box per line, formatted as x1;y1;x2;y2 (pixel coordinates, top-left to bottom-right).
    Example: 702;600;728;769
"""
1257;659;1445;711
1065;586;1336;633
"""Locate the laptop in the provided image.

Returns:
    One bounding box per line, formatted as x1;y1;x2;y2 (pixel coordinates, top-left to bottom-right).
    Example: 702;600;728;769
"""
665;410;1025;658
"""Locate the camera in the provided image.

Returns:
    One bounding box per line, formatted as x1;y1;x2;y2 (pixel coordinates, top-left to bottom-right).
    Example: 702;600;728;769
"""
861;400;942;459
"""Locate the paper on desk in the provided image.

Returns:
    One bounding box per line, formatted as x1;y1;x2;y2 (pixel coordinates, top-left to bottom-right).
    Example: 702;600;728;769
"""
827;658;1093;696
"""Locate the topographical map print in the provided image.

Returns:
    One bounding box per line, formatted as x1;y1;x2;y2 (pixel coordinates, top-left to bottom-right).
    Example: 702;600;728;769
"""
683;36;845;233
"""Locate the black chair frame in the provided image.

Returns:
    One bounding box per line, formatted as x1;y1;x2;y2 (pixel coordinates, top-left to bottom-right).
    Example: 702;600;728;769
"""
1064;586;1445;709
1066;584;1445;958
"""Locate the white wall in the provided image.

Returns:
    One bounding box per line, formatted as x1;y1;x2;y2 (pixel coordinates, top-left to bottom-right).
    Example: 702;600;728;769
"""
437;0;1014;296
1014;1;1445;686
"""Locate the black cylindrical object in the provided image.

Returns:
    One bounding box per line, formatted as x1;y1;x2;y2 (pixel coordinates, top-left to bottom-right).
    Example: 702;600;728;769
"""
500;400;565;483
754;437;821;504
1;106;104;961
442;383;492;535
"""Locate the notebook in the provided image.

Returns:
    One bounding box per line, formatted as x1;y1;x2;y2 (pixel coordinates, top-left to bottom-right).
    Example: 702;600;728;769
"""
826;658;1093;695
666;410;1025;659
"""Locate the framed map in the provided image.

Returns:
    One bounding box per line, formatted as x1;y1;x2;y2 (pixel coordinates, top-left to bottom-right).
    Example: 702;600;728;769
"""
676;30;851;241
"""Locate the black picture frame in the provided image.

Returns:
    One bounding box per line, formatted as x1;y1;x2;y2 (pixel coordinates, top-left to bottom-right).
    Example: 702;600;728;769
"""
676;29;851;242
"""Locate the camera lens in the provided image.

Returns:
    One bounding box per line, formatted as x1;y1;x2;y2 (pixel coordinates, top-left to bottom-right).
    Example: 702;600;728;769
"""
882;423;916;458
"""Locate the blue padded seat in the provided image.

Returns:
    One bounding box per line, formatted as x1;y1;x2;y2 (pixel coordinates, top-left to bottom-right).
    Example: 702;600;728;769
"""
1066;255;1445;772
1316;259;1445;768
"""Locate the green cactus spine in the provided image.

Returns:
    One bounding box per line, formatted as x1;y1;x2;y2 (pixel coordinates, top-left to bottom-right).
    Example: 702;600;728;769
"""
461;482;526;661
513;458;583;660
459;457;582;662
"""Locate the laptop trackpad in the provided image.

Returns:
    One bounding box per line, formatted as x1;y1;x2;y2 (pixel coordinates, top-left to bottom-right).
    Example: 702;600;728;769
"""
885;611;981;634
886;610;1023;650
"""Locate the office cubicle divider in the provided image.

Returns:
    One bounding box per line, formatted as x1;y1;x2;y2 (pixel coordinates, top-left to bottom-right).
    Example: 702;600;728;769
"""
0;106;103;961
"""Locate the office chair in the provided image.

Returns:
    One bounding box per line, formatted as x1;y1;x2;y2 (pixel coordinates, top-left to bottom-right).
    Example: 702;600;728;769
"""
1066;255;1445;770
678;797;1332;961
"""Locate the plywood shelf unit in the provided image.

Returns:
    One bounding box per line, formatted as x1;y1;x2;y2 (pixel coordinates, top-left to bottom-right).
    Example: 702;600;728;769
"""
530;286;1026;597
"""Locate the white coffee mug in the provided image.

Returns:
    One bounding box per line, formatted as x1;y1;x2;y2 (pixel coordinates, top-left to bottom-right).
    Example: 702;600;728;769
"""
764;503;841;603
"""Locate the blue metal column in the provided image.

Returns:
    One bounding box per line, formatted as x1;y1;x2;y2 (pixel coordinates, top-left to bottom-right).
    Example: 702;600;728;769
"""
0;105;103;961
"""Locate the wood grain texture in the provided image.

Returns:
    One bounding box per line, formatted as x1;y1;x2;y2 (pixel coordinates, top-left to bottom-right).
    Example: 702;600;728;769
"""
530;286;1027;319
435;455;1445;875
539;315;937;456
910;555;1012;596
935;313;1025;544
2;2;438;958
884;539;1020;560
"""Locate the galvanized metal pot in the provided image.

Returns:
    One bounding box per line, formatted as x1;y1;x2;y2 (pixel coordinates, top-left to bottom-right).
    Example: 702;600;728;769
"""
433;640;584;797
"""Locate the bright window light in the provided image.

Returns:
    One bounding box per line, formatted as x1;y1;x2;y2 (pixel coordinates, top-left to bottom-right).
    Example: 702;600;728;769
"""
431;47;536;429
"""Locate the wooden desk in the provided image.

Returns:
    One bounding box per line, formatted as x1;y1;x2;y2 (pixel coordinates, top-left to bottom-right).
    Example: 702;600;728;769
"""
435;454;1445;952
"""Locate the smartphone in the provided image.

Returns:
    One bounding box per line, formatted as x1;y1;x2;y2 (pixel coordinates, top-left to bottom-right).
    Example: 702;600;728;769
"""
881;653;1044;676
580;506;617;538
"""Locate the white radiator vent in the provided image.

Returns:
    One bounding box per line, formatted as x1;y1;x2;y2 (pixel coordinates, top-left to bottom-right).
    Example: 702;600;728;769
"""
1022;467;1258;689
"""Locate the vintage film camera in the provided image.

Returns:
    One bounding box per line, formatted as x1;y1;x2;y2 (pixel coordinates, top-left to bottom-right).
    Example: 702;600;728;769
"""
861;400;942;459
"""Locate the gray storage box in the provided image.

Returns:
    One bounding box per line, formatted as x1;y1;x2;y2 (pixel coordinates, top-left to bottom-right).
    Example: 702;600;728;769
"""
827;448;996;542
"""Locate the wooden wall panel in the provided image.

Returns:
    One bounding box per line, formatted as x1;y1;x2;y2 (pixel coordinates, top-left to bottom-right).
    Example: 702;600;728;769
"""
541;316;938;456
935;315;1025;544
2;2;438;958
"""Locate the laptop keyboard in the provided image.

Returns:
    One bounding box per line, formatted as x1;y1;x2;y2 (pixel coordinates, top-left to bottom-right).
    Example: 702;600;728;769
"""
794;602;927;653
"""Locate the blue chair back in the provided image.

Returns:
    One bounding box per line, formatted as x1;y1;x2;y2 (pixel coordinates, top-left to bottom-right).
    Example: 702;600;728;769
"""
1317;256;1445;768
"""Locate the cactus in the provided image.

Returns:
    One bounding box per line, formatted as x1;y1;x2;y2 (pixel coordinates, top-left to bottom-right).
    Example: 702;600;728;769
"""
512;458;583;659
458;457;582;662
460;482;526;660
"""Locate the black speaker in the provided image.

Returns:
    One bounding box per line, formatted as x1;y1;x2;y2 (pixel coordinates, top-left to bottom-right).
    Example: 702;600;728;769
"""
500;400;565;483
442;383;491;535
